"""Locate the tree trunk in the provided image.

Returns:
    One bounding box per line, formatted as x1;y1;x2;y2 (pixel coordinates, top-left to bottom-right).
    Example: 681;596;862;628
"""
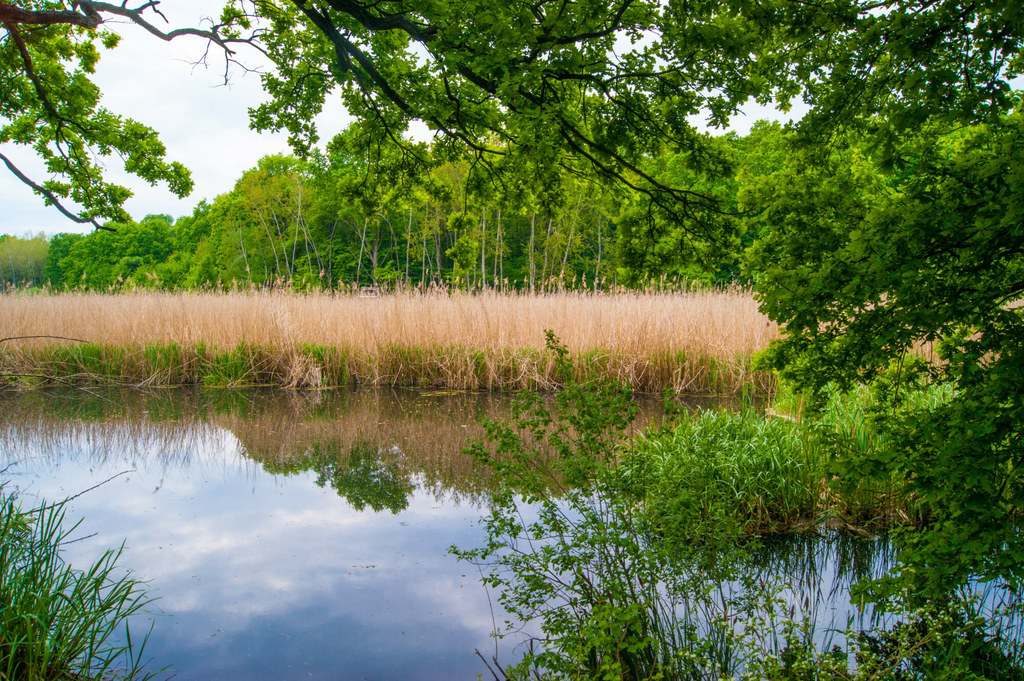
480;211;487;291
529;213;536;293
494;210;502;290
541;219;552;292
405;207;413;286
356;216;368;286
237;229;251;285
560;212;577;285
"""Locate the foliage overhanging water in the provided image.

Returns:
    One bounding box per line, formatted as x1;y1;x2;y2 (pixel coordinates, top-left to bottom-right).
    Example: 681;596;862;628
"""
0;387;900;680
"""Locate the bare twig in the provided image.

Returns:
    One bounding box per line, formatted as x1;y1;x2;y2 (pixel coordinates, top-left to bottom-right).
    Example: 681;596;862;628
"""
59;531;99;545
20;469;135;518
63;469;134;503
474;649;505;681
86;1;233;51
0;335;91;344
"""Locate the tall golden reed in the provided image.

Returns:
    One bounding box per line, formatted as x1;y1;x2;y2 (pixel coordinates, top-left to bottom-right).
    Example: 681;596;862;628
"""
0;288;778;393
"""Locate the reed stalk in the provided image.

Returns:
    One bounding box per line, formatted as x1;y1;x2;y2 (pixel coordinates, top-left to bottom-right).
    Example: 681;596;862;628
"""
0;288;777;393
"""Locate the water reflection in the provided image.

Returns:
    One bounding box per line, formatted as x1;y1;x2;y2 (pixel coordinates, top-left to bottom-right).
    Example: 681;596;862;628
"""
0;387;894;680
1;387;674;504
0;387;535;681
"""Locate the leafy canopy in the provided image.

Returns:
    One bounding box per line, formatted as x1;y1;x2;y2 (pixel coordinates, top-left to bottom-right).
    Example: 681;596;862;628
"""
5;0;1022;237
0;1;249;228
747;106;1024;596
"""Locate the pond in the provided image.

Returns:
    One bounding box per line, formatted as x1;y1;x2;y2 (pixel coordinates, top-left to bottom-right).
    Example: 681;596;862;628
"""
0;387;889;680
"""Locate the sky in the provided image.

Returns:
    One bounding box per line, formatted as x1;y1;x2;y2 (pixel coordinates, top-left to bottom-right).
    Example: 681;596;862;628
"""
0;4;794;239
1;2;354;238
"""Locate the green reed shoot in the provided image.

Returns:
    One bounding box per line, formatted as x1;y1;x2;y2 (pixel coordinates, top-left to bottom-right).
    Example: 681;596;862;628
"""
0;487;159;681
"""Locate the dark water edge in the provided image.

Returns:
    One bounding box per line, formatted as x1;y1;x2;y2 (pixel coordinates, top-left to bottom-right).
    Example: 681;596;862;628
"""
0;386;883;680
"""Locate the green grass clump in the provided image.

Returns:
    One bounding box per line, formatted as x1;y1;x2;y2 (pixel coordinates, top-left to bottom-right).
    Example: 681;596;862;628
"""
201;343;271;386
32;344;123;384
142;342;197;385
621;409;821;539
0;487;158;680
299;344;349;386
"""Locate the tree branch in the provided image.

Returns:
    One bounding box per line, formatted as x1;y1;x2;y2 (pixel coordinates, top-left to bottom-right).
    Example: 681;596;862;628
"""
0;1;101;28
0;151;114;231
84;1;237;53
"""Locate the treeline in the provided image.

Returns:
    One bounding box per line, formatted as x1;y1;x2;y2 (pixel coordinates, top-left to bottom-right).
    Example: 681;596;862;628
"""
0;233;47;288
2;120;789;292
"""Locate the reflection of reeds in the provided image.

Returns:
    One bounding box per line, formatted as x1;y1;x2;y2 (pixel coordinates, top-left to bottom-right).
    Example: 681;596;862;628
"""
0;289;777;393
0;400;230;473
0;387;664;502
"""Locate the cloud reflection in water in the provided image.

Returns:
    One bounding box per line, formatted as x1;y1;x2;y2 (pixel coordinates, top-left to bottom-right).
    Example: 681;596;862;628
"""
0;388;521;681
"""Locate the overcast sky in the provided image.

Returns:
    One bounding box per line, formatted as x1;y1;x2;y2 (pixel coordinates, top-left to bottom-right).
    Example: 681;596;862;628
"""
0;3;354;237
0;5;792;239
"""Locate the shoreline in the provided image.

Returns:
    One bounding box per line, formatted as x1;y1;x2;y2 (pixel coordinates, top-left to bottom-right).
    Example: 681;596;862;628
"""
1;289;778;394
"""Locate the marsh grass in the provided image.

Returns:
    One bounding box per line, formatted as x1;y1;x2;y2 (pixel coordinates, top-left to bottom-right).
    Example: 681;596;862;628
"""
622;409;824;538
0;288;777;393
0;487;157;681
782;382;960;529
625;396;940;539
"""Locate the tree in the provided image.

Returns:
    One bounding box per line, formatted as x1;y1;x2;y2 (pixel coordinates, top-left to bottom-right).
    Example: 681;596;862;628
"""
730;0;1023;597
6;0;1023;236
43;230;80;286
0;231;46;286
242;0;779;251
0;1;257;227
747;109;1024;596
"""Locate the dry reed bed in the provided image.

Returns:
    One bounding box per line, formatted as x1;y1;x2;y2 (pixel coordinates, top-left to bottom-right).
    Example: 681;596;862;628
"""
0;289;778;393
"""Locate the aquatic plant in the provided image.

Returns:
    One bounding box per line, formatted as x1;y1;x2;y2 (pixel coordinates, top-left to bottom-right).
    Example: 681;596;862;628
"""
621;409;820;539
0;486;158;680
455;334;777;680
753;597;1024;681
0;288;776;393
456;335;1024;680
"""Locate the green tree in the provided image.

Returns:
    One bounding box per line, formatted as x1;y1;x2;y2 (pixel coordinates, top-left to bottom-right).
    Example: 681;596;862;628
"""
0;232;47;286
723;0;1024;599
43;231;81;287
614;133;740;284
226;0;785;249
47;215;176;288
0;2;223;227
747;111;1024;597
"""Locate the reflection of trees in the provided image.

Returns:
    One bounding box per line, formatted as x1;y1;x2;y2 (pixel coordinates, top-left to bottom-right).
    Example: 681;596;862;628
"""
256;435;416;512
308;442;414;513
217;388;503;502
0;386;671;501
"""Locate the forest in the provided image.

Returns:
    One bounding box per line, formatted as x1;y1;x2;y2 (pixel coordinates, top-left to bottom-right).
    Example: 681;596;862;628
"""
1;120;790;291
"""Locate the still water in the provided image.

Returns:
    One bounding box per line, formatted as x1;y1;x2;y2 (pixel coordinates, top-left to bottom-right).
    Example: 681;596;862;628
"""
2;388;539;680
0;388;884;680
